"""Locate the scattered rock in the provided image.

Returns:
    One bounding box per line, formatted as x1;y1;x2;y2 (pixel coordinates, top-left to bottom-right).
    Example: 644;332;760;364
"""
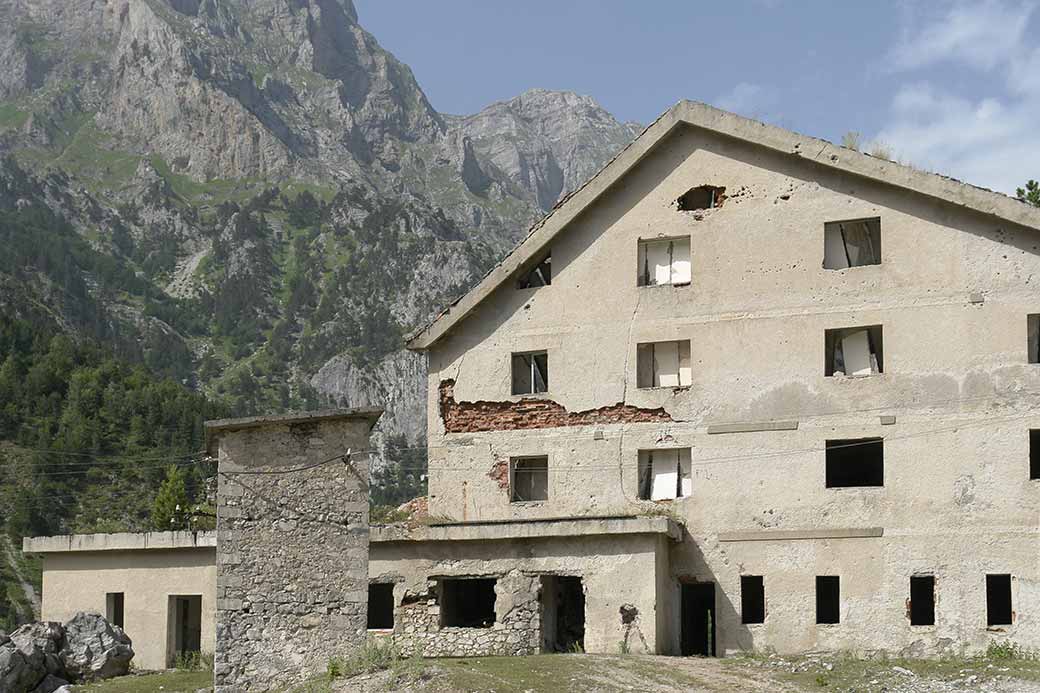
60;612;134;681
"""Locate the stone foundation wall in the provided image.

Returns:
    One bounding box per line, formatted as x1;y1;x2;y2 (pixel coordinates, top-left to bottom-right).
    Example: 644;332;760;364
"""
392;570;541;657
209;410;379;693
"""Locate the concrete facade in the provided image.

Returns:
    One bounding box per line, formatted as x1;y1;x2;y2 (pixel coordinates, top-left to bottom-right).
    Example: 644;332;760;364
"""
207;408;380;693
407;102;1040;657
22;531;217;671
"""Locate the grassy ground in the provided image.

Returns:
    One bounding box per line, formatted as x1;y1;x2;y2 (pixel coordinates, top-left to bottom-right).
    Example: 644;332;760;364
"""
71;670;212;692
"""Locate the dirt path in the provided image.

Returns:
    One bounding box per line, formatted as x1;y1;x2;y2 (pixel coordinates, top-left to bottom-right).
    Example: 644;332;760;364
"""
1;533;40;622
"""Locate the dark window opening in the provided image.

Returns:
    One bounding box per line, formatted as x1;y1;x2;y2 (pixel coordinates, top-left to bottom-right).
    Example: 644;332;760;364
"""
681;582;716;656
517;253;552;289
1029;315;1040;364
511;456;548;502
637;449;692;500
511;351;548;395
540;575;585;652
741;575;765;624
677;185;726;212
106;592;124;629
1031;430;1040;480
826;438;884;488
824;217;881;269
986;574;1013;626
816;576;840;624
440;578;496;628
367;583;394;629
826;325;884;376
638;237;691;286
909;575;935;626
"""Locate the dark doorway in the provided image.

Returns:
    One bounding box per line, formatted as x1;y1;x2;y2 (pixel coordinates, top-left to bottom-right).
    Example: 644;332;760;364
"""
681;582;716;656
540;575;585;652
167;595;202;666
367;583;395;629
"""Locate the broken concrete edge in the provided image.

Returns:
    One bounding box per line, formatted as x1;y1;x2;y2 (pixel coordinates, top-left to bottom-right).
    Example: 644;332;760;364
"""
717;527;884;543
23;530;217;554
203;407;383;455
406;99;1040;352
371;515;682;544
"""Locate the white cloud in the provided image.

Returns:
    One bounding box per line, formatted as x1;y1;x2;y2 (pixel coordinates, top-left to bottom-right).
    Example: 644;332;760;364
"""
888;1;1035;72
875;1;1040;195
715;83;777;119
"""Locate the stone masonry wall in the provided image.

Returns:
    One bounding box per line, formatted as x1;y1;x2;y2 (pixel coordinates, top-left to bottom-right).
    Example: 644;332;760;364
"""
211;413;376;693
392;570;541;657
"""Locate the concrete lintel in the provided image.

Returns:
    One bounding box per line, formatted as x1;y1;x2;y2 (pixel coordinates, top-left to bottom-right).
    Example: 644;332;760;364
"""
23;530;217;554
717;527;884;543
204;407;383;454
707;420;799;435
372;515;682;544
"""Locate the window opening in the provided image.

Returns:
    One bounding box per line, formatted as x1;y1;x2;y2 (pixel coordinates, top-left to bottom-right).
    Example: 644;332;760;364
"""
367;583;394;629
440;578;496;628
517;253;552;289
638;448;692;500
1031;430;1040;480
741;575;765;624
1029;315;1040;364
826;438;884;488
637;340;692;388
638;237;691;286
986;574;1012;626
909;576;935;626
826;325;883;376
106;592;125;629
511;456;548;502
511;351;548;395
816;576;840;624
824;217;881;269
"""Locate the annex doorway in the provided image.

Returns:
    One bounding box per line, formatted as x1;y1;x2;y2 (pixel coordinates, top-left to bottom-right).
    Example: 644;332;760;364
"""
681;582;716;656
540;575;585;652
167;595;202;666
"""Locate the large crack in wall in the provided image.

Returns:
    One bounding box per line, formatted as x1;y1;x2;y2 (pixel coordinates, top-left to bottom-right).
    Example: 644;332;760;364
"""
439;379;674;433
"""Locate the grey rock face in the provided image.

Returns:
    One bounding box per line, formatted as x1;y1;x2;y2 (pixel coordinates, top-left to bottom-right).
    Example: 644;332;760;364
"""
59;613;133;682
30;674;70;693
1;622;64;693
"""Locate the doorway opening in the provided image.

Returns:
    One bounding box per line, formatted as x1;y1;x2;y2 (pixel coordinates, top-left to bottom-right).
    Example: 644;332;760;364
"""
540;575;585;652
167;595;202;667
681;582;716;656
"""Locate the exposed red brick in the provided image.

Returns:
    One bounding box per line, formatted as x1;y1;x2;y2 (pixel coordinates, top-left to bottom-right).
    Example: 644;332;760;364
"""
439;379;673;433
488;459;510;490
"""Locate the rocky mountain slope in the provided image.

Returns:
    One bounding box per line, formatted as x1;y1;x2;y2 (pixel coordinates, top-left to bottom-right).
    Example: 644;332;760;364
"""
0;0;639;472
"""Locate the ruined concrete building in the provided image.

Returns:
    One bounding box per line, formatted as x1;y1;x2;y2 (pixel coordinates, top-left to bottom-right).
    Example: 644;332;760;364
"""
391;100;1040;658
23;101;1040;682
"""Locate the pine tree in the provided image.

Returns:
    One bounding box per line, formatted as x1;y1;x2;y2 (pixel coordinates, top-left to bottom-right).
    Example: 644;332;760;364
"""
151;465;190;531
1018;180;1040;207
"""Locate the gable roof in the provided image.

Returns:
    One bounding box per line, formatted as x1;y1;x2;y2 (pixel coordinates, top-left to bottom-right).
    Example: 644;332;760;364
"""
407;100;1040;351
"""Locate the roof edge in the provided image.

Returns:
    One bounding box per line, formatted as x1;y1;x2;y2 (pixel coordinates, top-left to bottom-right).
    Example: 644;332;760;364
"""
205;407;383;454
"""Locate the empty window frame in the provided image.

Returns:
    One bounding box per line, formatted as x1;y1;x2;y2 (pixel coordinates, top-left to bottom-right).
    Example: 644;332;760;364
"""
823;217;881;269
986;574;1013;626
440;578;497;628
106;592;125;629
826;438;884;488
816;576;840;624
1032;430;1040;480
826;325;884;376
1029;314;1040;364
637;340;692;388
909;575;935;626
511;351;548;395
637;237;691;286
677;185;725;211
511;456;548;502
517;253;551;289
367;583;394;630
741;575;765;624
637;448;692;500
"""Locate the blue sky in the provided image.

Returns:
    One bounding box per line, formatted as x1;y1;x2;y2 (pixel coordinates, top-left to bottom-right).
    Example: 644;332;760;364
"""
355;0;1040;196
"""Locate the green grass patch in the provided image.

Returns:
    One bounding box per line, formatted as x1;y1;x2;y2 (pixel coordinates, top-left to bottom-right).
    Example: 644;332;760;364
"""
0;103;29;130
71;670;212;692
434;655;598;693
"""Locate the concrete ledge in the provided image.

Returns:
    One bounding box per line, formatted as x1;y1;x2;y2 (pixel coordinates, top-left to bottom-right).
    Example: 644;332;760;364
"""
23;530;217;554
205;407;383;454
707;420;799;434
373;515;682;543
717;527;884;542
